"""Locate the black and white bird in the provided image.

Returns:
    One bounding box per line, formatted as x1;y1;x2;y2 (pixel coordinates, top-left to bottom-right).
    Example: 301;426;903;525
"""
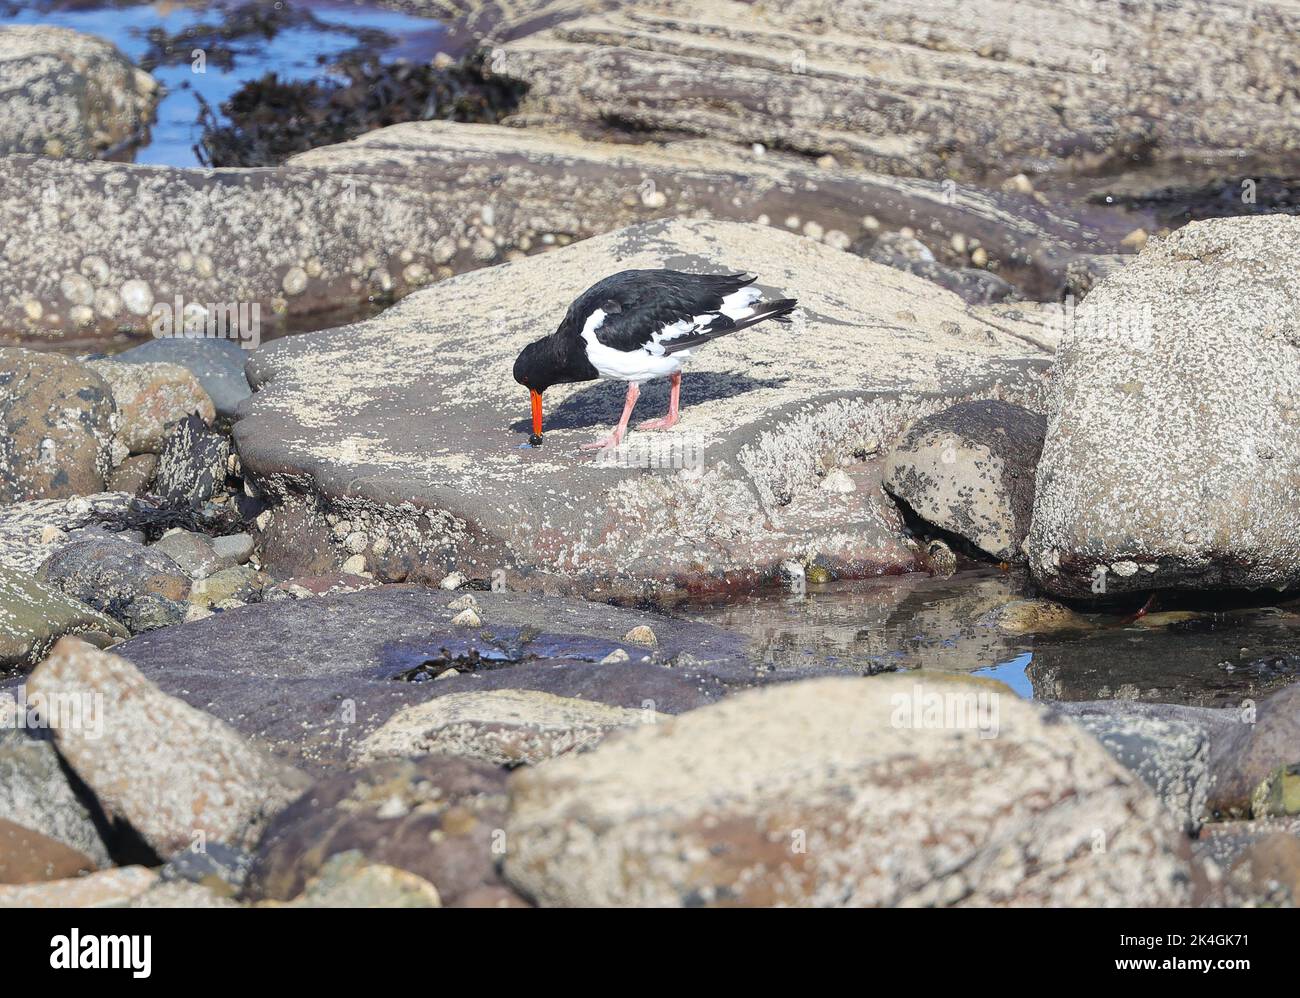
512;270;797;449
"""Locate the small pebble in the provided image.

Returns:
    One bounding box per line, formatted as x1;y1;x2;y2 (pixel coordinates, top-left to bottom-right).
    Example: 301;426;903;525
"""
623;625;657;648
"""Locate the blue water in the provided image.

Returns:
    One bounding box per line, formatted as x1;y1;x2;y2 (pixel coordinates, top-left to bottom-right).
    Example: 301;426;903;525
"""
972;650;1035;698
3;0;444;166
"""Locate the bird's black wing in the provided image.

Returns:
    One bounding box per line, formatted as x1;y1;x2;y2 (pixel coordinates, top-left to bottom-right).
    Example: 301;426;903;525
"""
572;270;756;353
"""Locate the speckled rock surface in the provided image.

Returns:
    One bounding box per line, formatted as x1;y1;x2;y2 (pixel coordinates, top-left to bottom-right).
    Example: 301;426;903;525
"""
357;688;662;767
0;154;448;348
246;754;521;906
111;586;757;773
484;0;1300;181
107;338;252;421
1029;216;1300;599
0;728;112;868
86;359;214;454
290;120;1118;301
0;492;146;573
236;218;1051;598
0;349;115;502
37;534;190;633
503;674;1195;907
0;25;157;159
154;413;229;506
0;864;156;908
0;817;97;884
28;637;310;858
0;563;127;671
885;400;1046;562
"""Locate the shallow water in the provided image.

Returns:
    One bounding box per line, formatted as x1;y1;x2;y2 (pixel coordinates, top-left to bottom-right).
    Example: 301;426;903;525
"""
682;569;1300;707
3;0;443;167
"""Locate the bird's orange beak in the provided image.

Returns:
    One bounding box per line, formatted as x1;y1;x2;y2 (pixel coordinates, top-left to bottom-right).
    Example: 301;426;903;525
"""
529;389;543;445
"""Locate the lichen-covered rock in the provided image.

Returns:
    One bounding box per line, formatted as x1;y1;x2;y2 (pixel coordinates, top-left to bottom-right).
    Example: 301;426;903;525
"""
1029;216;1300;598
885;400;1046;562
0;25;157;159
86;360;214;454
0;563;127;670
106;338;251;421
27;638;310;858
0;728;112;868
503;675;1194;907
154;413;230;507
0;493;151;573
237;217;1051;597
356;689;661;767
245;754;521;907
0;348;115;502
37;534;190;633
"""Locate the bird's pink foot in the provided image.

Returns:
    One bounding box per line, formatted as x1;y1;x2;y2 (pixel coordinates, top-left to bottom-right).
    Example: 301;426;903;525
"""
580;431;623;451
637;413;680;431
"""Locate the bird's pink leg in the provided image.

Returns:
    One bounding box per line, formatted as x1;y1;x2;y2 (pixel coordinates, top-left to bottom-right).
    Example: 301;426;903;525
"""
638;372;681;431
582;382;640;450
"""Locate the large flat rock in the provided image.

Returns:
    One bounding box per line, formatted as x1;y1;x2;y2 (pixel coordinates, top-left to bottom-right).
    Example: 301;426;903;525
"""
236;217;1051;598
111;585;758;774
484;0;1300;181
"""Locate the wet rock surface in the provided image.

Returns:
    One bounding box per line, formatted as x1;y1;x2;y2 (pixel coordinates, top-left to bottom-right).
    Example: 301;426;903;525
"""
0;349;115;502
29;638;310;858
1030;216;1300;599
111;586;757;773
503;674;1195;907
237;217;1051;598
0;25;157;159
885;400;1046;563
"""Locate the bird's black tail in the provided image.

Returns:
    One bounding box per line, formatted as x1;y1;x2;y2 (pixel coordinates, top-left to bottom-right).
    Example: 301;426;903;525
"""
661;298;798;355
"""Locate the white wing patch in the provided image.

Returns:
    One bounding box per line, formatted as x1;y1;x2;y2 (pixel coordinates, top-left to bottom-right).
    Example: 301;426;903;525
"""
579;287;763;383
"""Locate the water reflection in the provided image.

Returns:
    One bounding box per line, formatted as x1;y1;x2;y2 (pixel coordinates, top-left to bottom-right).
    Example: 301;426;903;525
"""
681;570;1300;707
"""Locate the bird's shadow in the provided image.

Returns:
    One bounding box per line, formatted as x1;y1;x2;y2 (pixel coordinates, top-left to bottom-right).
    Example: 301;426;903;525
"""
510;372;789;434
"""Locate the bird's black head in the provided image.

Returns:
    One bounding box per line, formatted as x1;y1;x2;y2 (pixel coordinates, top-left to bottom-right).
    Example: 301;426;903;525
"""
513;337;557;446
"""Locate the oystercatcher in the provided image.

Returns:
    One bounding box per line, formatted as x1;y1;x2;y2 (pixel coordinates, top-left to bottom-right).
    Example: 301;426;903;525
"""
513;270;797;449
